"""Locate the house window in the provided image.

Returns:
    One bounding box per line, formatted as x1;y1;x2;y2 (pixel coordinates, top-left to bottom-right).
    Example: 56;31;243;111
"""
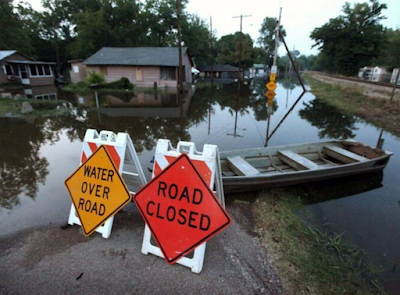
37;65;44;76
73;65;79;73
161;67;176;80
4;65;13;75
29;65;37;76
28;64;53;77
44;65;51;75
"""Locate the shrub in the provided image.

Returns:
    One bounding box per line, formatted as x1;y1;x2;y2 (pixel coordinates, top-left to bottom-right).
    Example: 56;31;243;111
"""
86;71;106;86
106;77;134;90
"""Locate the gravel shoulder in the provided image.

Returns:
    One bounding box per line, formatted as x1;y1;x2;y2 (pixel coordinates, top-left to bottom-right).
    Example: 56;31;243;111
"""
0;202;286;294
309;72;400;101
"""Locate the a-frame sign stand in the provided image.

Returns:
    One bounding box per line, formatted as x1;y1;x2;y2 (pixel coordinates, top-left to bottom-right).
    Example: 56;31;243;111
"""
68;129;146;238
141;139;225;273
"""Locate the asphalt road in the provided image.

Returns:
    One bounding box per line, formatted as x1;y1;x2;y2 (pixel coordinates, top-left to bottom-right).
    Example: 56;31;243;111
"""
0;203;285;294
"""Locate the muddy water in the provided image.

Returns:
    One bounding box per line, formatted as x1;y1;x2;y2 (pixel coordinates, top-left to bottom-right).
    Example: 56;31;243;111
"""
0;80;399;291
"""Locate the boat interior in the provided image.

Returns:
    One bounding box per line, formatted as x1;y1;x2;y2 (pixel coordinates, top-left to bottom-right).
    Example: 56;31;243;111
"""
220;141;387;177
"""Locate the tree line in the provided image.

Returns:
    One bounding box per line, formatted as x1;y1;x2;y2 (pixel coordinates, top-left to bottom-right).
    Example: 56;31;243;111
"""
1;0;398;77
310;0;399;76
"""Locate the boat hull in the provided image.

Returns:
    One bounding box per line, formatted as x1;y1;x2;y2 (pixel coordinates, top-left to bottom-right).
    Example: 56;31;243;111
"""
220;141;392;193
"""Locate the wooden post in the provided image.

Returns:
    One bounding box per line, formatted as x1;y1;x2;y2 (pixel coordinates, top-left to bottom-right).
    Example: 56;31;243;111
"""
176;0;183;94
210;16;214;87
390;69;399;102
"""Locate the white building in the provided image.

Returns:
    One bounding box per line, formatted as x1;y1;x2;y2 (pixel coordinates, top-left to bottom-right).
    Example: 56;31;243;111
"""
390;68;400;85
358;66;389;83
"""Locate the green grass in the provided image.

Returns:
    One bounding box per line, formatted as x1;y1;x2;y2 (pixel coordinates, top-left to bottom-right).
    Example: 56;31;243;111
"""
253;188;382;295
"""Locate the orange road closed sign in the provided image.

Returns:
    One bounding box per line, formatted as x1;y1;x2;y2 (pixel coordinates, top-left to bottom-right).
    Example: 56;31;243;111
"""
134;154;231;265
65;145;131;236
266;81;277;91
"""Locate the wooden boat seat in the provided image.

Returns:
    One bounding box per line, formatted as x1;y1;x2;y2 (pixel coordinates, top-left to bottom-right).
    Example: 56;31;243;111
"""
323;146;368;164
226;156;260;176
278;150;319;171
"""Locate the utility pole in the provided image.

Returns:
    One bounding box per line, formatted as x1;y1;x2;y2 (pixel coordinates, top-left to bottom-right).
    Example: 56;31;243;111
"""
210;16;214;87
232;14;251;82
272;8;282;68
176;0;183;94
54;29;61;79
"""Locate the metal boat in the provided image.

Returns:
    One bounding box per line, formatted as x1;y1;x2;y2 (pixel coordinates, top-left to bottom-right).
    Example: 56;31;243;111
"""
220;140;393;193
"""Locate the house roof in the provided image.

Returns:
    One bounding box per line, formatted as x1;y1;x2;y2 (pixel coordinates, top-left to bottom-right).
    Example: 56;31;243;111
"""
0;50;17;61
7;60;56;65
83;47;191;67
197;64;239;72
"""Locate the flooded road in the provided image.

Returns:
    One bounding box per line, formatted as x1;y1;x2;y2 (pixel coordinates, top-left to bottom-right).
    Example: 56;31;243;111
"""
1;80;399;290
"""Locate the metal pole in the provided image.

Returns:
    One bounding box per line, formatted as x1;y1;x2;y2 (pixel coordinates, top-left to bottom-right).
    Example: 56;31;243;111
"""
265;113;271;147
272;8;282;67
268;91;306;140
279;29;306;92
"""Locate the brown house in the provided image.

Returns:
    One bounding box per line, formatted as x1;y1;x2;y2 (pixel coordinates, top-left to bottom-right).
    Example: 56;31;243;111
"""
74;47;194;88
0;50;55;86
197;64;241;80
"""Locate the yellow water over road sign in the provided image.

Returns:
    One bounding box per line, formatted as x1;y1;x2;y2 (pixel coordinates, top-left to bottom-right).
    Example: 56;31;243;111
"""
266;90;276;100
266;81;277;91
269;73;276;82
65;145;131;236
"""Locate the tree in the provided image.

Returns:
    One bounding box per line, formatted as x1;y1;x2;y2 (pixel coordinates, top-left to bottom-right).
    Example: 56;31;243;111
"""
216;32;255;68
0;0;34;55
69;9;112;58
181;14;211;66
258;17;286;64
310;0;387;75
373;28;400;69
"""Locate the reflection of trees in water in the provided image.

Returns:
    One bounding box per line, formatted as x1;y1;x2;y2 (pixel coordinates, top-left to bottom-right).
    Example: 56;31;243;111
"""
299;99;358;139
210;82;278;121
0;118;54;209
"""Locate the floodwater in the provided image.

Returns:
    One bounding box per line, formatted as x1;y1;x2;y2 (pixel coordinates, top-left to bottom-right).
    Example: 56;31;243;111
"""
1;80;399;291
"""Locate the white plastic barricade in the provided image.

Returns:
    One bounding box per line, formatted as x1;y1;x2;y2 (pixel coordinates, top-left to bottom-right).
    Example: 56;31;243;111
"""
141;139;225;273
68;129;146;238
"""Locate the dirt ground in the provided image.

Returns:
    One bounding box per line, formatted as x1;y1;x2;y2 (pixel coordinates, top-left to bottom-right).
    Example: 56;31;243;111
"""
309;72;400;101
0;202;286;295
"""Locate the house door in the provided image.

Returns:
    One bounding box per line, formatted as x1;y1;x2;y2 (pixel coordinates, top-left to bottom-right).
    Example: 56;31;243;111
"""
136;67;143;82
18;65;30;85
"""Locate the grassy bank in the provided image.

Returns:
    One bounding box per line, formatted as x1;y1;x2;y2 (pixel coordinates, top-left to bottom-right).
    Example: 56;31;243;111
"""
253;189;381;294
305;74;400;137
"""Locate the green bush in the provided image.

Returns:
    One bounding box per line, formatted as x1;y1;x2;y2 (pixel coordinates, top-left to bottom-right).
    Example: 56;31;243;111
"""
86;71;106;85
106;77;134;89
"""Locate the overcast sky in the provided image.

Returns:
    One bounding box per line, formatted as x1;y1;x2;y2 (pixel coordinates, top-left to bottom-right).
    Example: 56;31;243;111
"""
28;0;400;56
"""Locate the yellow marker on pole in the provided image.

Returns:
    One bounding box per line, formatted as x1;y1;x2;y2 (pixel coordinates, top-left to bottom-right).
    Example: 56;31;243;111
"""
265;90;276;100
266;81;277;91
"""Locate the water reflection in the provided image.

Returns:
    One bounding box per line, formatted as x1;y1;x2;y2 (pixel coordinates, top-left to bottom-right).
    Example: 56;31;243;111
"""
0;118;51;208
302;172;383;204
299;99;358;139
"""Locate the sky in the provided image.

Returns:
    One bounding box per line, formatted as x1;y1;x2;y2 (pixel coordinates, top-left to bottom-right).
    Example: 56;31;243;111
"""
28;0;400;56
